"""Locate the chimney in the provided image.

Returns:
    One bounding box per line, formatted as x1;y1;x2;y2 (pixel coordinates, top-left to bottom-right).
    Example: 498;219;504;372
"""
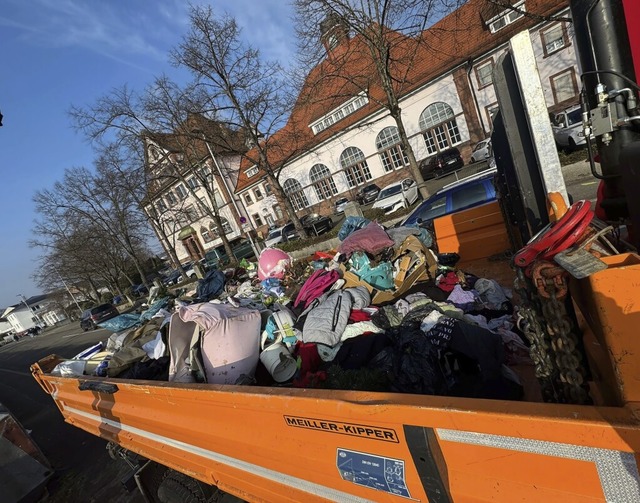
320;12;350;54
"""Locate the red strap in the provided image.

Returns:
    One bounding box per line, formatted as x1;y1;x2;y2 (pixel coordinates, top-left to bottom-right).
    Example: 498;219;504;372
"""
541;210;594;261
514;200;592;267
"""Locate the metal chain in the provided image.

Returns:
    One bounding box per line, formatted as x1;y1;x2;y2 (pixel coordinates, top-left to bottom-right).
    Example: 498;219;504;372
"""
514;269;563;403
514;262;592;404
540;288;592;405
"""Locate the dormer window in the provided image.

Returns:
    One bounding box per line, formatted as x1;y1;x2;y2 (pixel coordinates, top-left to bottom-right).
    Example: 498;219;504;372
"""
486;1;525;34
310;92;369;135
246;166;259;178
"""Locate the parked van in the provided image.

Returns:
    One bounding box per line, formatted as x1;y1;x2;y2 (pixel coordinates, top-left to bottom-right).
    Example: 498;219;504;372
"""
552;106;586;149
203;238;256;269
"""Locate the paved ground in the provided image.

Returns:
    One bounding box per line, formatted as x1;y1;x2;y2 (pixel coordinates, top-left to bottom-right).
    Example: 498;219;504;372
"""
0;322;144;503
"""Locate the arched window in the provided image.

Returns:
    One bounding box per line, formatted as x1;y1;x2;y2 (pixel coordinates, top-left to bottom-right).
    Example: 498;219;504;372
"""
418;102;461;155
201;226;213;243
209;218;233;239
309;164;338;201
283;178;309;211
376;127;409;172
339;147;372;188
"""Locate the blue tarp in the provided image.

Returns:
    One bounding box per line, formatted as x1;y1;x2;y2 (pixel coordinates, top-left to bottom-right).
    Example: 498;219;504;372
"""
97;297;171;332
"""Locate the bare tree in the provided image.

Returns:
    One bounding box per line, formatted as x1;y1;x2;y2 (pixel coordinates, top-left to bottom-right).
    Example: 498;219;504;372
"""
32;164;152;291
171;6;310;237
294;0;465;198
31;204;138;304
70;78;247;265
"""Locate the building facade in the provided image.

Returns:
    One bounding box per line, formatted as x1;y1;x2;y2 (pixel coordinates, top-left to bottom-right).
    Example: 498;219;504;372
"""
142;116;253;265
235;0;579;235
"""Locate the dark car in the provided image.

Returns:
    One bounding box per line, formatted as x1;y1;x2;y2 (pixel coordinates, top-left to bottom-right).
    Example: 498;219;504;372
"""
300;213;334;236
281;222;301;242
420;147;464;179
162;269;183;286
131;284;148;296
80;304;120;331
356;184;381;205
203;238;256;270
400;169;497;229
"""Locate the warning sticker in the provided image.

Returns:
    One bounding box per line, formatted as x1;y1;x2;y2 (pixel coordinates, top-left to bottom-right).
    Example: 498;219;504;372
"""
337;448;411;499
284;416;398;443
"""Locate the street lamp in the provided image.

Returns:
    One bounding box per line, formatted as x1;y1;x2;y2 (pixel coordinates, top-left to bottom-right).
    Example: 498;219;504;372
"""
192;130;261;258
55;269;83;315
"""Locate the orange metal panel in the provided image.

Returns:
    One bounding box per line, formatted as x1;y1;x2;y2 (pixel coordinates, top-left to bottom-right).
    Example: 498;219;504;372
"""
441;442;604;502
31;362;640;503
434;201;511;261
572;253;640;405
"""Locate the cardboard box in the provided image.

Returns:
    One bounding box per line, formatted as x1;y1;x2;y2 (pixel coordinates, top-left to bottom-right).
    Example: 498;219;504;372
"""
342;236;437;304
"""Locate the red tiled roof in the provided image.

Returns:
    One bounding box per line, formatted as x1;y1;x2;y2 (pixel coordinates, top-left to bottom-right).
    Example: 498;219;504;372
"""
236;0;569;191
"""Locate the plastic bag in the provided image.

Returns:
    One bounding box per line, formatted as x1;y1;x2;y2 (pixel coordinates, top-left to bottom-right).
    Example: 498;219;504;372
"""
338;216;370;241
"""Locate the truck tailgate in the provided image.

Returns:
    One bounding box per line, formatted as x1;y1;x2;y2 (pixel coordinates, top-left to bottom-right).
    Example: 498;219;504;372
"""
32;355;640;502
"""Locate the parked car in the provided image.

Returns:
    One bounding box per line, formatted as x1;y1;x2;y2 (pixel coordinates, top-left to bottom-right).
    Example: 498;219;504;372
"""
372;178;420;214
131;284;148;297
469;139;492;163
400;168;497;228
162;269;183;287
552;105;587;149
80;304;119;331
420;147;464;179
203;238;256;270
356;183;381;205
183;261;198;280
265;225;287;247
281;222;300;242
299;213;333;236
26;325;43;337
334;197;350;214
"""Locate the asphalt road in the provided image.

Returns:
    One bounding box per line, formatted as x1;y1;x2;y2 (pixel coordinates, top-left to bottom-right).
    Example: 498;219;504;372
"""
0;322;143;503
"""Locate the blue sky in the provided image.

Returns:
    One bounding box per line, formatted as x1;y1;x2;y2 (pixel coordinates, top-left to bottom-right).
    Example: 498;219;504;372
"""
0;0;296;309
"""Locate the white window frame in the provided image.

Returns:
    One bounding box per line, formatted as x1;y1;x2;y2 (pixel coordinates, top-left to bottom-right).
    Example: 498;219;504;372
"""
254;186;264;201
541;23;566;56
175;184;188;200
243;192;253;205
309;91;369;135
487;0;526;34
476;60;494;88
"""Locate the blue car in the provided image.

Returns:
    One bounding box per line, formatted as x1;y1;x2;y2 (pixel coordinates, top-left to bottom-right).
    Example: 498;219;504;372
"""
401;169;497;228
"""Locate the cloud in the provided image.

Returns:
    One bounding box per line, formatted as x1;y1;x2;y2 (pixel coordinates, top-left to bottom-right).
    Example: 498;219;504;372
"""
207;0;298;66
0;0;185;64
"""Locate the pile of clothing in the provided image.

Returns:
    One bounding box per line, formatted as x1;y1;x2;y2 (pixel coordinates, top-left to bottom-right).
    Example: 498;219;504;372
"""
52;220;530;402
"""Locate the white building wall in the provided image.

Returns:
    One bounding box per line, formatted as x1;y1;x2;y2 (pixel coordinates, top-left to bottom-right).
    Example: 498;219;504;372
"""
530;18;580;109
240;73;473;223
7;309;37;333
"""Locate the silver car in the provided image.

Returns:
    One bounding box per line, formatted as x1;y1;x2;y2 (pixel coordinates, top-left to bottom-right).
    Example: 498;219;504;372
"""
470;139;491;163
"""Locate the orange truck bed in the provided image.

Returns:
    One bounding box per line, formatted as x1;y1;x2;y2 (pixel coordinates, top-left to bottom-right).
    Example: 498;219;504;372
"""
31;353;640;502
30;201;640;502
